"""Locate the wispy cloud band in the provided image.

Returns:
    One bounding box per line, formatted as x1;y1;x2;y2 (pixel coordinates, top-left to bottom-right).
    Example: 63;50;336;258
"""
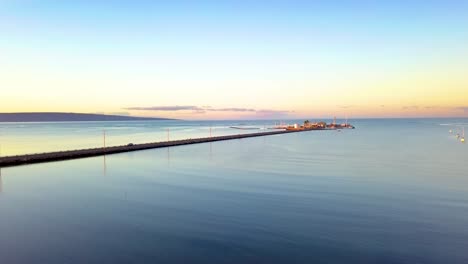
124;105;290;115
125;106;201;111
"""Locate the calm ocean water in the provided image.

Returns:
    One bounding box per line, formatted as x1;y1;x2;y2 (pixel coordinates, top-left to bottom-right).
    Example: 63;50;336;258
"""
0;119;286;156
0;118;467;263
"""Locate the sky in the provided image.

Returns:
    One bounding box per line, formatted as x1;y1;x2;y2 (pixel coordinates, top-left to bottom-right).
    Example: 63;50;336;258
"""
1;0;468;119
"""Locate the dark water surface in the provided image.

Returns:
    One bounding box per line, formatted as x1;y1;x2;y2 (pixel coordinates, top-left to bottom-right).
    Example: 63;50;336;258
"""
0;119;467;263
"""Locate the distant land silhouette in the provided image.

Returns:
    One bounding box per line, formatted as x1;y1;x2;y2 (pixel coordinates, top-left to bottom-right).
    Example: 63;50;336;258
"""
0;112;172;122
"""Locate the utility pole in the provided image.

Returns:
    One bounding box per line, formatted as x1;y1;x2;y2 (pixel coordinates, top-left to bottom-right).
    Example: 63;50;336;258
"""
210;125;212;137
167;128;170;142
103;130;106;149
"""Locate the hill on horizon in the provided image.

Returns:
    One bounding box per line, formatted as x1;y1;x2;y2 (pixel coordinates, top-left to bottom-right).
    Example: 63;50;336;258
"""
0;112;172;122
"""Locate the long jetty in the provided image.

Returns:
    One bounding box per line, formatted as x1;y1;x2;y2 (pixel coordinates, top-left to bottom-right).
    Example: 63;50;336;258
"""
0;129;321;168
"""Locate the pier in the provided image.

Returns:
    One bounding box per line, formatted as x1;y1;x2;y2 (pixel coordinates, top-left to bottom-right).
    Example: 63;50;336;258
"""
0;129;324;168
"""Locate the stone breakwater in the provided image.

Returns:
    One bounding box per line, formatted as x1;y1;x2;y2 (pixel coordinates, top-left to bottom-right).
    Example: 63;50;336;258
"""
0;129;321;167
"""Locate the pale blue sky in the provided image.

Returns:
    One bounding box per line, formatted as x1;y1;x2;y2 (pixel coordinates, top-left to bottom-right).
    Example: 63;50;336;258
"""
1;0;468;118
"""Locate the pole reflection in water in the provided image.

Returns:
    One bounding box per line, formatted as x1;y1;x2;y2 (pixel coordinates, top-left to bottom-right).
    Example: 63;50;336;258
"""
167;147;170;166
0;168;3;193
209;142;212;161
103;155;107;176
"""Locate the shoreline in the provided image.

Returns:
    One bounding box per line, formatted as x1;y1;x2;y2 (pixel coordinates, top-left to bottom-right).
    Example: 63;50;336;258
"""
0;129;326;168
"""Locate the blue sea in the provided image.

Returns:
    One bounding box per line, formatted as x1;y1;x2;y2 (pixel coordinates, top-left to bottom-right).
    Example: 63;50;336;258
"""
0;118;467;263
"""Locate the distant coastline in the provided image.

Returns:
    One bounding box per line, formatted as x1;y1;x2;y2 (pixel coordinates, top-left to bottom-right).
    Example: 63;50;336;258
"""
0;112;172;122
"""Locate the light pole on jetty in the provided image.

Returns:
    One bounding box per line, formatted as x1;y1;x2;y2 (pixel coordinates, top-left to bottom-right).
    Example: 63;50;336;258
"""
103;130;106;149
167;128;170;142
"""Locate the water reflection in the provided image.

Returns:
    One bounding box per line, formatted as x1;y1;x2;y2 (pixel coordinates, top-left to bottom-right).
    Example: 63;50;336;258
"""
1;119;468;263
209;142;212;161
167;147;170;165
103;155;107;176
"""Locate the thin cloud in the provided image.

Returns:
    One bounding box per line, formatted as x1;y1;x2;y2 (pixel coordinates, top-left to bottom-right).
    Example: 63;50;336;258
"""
402;105;419;110
424;105;440;109
192;109;207;114
124;105;289;115
455;106;468;113
401;105;468;114
337;105;355;109
125;106;202;111
257;109;291;115
209;108;256;112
